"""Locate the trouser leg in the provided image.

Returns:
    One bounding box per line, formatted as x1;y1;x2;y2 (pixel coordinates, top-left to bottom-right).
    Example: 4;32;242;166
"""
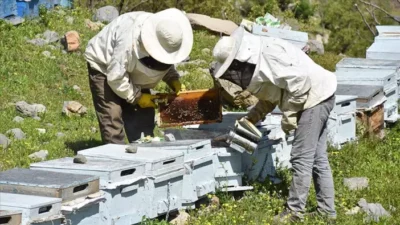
88;64;125;144
286;96;335;214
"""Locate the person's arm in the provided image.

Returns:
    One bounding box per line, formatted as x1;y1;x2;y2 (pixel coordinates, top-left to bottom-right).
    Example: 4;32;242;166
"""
106;23;142;103
246;100;276;124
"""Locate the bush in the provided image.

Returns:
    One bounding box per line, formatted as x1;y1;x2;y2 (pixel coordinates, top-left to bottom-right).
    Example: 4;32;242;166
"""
310;52;344;72
293;0;315;21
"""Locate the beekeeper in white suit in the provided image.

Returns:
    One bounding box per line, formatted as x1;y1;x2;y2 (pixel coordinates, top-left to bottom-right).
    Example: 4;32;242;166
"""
211;26;337;223
85;8;192;144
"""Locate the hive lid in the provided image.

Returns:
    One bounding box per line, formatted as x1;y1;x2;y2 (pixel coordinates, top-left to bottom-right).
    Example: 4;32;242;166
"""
336;84;383;99
79;144;183;162
0;193;61;208
335;95;358;104
336;57;400;69
0;168;98;188
30;157;144;172
134;139;211;151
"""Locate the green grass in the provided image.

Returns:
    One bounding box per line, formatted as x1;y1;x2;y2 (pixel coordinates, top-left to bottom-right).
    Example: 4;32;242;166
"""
1;7;399;224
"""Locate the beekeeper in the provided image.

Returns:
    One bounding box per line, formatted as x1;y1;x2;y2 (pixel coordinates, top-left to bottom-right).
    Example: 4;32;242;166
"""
85;8;193;144
211;26;337;222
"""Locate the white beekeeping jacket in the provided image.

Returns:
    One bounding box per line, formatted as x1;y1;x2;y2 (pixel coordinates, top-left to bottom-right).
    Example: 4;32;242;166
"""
84;12;179;103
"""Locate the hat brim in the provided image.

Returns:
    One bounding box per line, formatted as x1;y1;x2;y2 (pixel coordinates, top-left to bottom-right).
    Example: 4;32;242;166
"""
141;8;193;65
213;26;245;79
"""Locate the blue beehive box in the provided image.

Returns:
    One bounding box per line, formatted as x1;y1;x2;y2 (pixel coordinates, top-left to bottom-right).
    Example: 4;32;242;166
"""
16;0;54;18
0;0;17;18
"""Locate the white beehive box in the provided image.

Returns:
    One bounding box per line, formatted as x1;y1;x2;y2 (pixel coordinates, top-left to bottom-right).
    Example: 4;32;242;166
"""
30;157;148;225
367;26;400;60
78;144;184;176
61;193;105;225
0;193;63;225
0;210;22;225
136;140;216;209
146;167;185;218
184;112;247;131
327;95;357;148
336;84;386;109
252;24;309;49
335;59;398;123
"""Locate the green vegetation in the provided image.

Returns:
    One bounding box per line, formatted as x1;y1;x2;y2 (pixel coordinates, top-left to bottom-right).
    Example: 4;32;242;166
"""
0;3;399;225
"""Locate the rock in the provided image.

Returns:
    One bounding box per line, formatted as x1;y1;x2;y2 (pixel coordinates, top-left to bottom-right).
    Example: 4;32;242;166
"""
42;51;52;58
178;70;189;77
46;123;54;127
29;150;48;161
56;132;65;138
27;38;47;46
344;177;369;190
16;101;46;117
66;16;74;24
288;3;296;10
323;32;330;44
211;196;220;207
170;211;190;225
13;116;24;123
95;6;119;23
84;19;105;31
90;127;97;133
63;31;80;52
177;59;207;67
201;48;211;55
6;128;26;140
0;134;11;149
346;206;361;215
73;154;87;164
316;34;323;43
126;145;138;153
73;85;81;92
43;30;59;43
164;133;176;142
358;198;391;222
62;101;87;116
33;116;41;121
308;39;324;55
36;128;46;134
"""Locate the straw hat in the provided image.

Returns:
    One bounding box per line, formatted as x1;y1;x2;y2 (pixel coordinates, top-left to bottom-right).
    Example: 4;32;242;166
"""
141;8;193;65
212;26;245;78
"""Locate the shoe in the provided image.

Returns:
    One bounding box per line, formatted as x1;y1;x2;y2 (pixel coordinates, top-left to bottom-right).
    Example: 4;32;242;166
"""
273;209;303;224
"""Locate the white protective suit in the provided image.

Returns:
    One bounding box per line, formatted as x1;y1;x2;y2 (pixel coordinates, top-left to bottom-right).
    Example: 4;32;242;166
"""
84;12;180;103
238;30;337;130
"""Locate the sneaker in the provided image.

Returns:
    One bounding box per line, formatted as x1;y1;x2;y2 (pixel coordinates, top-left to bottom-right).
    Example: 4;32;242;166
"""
273;209;303;224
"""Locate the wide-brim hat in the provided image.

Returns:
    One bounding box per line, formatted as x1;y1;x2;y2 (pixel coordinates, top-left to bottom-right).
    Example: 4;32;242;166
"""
141;8;193;65
212;26;245;78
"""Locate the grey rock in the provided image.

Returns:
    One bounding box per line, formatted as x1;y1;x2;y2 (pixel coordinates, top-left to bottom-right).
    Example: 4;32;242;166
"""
43;30;59;43
56;132;65;138
73;154;87;164
42;51;52;58
36;128;46;134
29;150;48;161
94;6;119;23
358;198;391;222
0;134;11;149
344;177;369;190
316;34;323;43
16;101;46;117
6;128;26;140
126;145;137;153
27;38;47;46
201;48;211;55
164;133;176;142
13;116;24;123
308;39;324;55
33;116;41;121
72;85;81;92
46;123;54;127
66;16;74;24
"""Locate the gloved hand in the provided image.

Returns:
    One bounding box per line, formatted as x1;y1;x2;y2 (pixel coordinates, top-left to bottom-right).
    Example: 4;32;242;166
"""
136;93;160;108
233;90;252;107
281;111;298;135
169;80;186;95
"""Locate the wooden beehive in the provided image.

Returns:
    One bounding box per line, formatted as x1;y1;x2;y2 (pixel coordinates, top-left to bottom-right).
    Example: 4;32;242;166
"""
356;104;385;138
156;89;223;128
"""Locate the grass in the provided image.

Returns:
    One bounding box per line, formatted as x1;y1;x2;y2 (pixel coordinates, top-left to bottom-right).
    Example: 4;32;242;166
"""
0;7;399;224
